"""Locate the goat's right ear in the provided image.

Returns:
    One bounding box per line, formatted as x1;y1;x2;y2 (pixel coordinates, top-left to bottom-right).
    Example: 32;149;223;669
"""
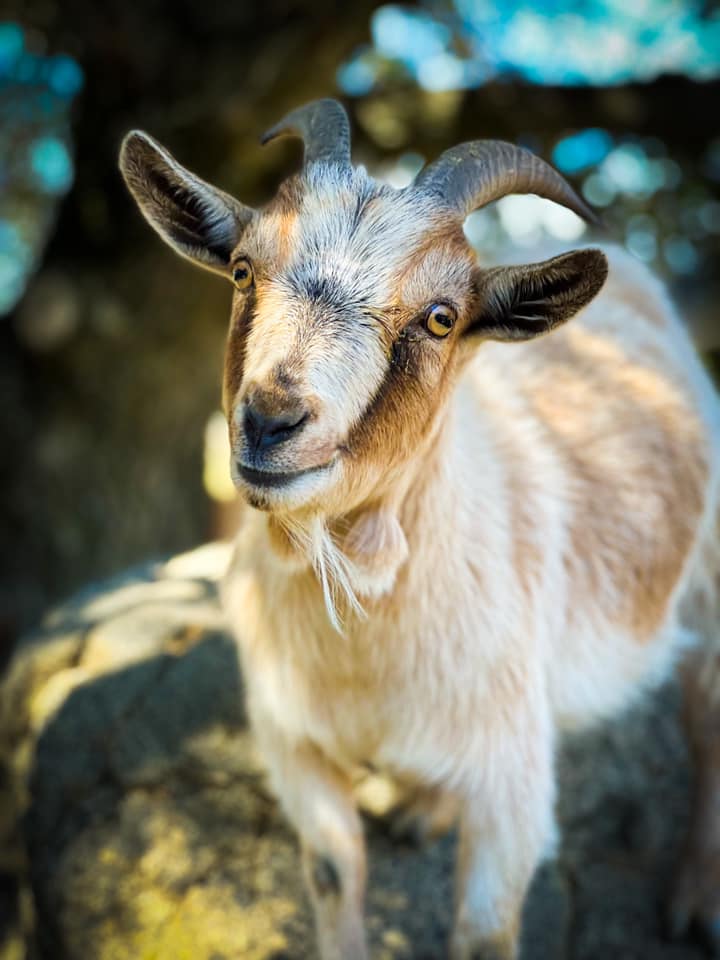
467;249;608;343
119;131;254;276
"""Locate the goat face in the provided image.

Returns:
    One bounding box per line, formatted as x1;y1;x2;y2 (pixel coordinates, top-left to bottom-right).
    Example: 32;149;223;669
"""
222;168;479;513
120;100;608;516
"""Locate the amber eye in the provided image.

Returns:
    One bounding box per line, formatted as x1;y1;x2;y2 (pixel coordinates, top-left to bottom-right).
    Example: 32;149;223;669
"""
232;258;254;291
425;303;456;338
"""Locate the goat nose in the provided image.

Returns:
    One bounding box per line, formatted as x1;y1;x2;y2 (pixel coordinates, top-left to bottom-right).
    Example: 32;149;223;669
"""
243;401;308;450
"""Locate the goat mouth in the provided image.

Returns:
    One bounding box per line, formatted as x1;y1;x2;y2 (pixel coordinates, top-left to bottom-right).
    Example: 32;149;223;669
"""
237;462;332;490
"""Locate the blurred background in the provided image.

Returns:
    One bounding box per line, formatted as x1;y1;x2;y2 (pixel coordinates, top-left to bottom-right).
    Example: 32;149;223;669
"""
1;0;719;661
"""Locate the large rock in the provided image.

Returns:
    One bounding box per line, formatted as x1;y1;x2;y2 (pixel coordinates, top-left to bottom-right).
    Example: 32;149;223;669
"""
0;544;707;959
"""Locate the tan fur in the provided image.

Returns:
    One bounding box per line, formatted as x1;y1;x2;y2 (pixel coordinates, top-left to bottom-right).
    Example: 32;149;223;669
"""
522;324;708;640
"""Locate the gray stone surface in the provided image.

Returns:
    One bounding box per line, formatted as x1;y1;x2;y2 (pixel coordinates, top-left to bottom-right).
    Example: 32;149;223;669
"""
0;543;710;959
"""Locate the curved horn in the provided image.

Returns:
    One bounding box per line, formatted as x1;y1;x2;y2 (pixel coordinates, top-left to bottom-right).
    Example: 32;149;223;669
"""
260;98;351;168
414;140;597;223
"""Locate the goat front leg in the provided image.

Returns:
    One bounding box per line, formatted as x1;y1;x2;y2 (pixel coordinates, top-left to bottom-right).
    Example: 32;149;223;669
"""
451;709;555;960
253;715;368;960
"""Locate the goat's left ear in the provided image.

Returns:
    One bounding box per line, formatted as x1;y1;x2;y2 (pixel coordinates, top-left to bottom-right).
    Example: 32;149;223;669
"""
119;131;254;276
467;248;608;342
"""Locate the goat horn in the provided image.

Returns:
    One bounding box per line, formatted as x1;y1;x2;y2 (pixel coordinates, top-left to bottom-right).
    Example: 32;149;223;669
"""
260;98;351;168
413;140;598;223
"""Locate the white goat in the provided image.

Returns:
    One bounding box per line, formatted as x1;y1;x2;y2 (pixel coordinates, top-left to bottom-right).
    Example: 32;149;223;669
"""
120;99;720;960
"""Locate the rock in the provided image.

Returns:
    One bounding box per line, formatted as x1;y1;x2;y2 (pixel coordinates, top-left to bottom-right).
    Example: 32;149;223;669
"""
0;544;707;959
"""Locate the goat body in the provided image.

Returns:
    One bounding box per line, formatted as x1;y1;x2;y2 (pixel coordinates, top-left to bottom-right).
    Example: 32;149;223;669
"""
222;244;720;957
121;100;720;960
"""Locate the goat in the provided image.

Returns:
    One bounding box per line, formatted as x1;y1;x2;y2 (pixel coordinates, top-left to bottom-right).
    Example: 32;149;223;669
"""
120;99;720;960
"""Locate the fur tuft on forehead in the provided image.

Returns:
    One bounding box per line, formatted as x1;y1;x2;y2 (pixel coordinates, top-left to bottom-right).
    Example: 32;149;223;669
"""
272;166;447;305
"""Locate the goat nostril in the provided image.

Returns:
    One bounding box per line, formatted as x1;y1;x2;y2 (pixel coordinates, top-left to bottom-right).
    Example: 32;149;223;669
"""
243;404;309;451
267;411;308;437
243;405;262;448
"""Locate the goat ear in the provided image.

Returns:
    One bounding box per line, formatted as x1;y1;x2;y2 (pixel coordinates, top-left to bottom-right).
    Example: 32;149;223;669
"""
467;248;608;342
119;131;254;275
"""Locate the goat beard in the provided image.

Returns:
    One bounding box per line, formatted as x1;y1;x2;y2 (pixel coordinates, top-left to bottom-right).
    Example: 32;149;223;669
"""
278;513;365;632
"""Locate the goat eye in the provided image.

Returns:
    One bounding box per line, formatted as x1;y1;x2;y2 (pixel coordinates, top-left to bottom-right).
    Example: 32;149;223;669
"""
425;303;456;338
232;258;254;291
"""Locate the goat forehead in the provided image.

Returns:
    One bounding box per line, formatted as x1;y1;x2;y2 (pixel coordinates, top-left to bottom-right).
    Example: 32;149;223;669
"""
262;171;448;304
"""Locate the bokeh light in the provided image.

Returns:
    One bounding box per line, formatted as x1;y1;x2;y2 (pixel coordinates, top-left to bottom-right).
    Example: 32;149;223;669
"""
342;0;720;94
0;22;82;316
345;1;719;278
